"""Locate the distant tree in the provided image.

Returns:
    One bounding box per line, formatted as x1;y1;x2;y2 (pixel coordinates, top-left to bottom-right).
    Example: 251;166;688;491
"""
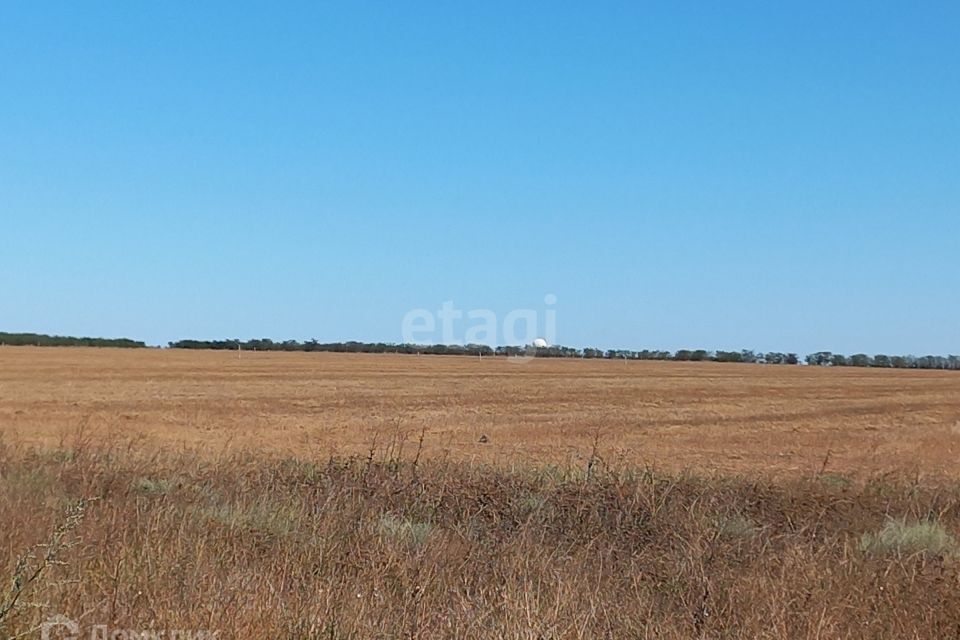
714;351;741;363
806;352;834;366
849;353;872;367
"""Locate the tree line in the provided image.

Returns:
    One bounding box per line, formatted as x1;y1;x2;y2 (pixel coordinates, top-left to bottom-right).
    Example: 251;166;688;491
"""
4;332;956;370
0;332;145;349
166;339;960;370
803;351;960;370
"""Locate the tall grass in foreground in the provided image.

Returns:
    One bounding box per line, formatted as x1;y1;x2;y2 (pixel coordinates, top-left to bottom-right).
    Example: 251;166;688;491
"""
1;435;960;638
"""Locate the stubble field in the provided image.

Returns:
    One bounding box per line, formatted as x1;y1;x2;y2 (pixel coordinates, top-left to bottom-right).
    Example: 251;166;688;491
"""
3;347;960;638
2;346;960;476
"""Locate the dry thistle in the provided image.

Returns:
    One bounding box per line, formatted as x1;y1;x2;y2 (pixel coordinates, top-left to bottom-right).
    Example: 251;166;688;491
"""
0;498;92;633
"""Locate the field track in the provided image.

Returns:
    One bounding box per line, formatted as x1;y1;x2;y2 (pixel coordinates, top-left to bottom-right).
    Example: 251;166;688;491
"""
2;346;960;477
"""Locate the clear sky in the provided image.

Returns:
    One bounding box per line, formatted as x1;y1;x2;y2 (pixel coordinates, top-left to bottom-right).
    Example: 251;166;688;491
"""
2;2;958;354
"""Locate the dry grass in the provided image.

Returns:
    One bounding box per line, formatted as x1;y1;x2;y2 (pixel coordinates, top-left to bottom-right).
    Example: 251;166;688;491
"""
3;347;960;637
2;434;960;638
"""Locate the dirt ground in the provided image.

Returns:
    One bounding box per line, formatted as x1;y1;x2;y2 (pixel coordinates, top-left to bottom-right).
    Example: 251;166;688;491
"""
2;346;959;477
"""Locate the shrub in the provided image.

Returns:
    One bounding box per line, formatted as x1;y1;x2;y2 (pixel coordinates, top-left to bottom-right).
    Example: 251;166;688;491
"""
718;514;758;539
860;519;957;556
377;514;433;548
132;477;171;495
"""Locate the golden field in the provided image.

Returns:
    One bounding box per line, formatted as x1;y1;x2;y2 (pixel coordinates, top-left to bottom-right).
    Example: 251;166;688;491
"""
4;347;960;638
2;346;960;476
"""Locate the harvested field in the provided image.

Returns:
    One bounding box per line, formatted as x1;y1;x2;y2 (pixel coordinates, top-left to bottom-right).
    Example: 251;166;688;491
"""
3;347;960;638
2;347;960;477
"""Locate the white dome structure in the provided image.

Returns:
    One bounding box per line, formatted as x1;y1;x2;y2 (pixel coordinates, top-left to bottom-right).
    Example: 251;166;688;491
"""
532;338;549;348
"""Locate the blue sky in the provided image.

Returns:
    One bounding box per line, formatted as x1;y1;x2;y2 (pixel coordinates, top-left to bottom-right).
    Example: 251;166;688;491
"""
1;2;958;353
